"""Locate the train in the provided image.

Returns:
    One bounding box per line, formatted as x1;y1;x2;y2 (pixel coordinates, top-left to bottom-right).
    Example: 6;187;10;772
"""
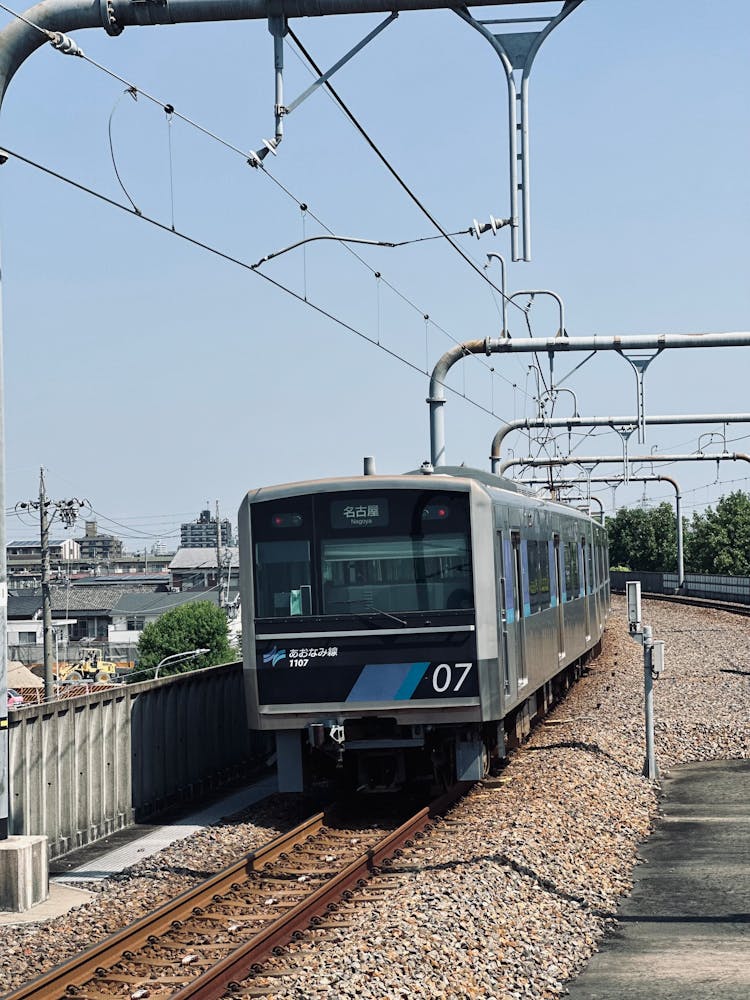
238;464;610;792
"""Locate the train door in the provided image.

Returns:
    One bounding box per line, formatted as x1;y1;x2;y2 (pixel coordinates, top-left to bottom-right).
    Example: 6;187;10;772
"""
496;531;512;697
511;530;528;688
581;535;591;640
553;534;565;659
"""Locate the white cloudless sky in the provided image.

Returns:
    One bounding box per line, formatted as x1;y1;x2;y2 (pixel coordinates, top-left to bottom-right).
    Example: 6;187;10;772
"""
0;0;748;546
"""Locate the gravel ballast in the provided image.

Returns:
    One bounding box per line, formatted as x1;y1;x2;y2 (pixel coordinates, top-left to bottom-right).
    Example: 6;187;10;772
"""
2;595;749;998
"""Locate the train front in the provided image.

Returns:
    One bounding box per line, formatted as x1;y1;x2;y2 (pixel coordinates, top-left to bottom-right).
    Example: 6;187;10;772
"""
238;475;492;792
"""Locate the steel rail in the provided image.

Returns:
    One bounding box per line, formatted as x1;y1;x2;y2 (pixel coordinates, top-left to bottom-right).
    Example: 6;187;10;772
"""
6;787;467;1000
171;784;466;999
3;812;327;1000
611;588;750;619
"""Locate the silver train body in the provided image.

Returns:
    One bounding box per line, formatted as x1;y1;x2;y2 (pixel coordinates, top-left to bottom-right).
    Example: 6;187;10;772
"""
238;467;609;791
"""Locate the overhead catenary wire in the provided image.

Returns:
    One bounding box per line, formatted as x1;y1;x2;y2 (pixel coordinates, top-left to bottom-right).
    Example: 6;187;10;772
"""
0;0;535;402
3;145;515;426
285;25;529;315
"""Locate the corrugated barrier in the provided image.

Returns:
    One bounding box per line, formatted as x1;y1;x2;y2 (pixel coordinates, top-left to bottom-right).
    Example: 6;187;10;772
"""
7;662;268;859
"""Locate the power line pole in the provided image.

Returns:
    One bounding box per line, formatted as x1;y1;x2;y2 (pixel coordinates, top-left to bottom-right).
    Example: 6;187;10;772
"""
215;500;223;609
18;469;86;701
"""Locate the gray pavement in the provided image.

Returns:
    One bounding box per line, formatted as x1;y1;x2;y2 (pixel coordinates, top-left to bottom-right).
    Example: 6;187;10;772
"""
54;774;277;883
0;774;278;923
565;758;750;999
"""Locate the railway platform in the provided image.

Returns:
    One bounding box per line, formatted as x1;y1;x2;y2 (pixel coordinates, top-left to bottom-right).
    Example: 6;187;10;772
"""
566;758;750;999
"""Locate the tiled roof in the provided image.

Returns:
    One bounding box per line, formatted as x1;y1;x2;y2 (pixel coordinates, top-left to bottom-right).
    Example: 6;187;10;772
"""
8;593;42;619
8;539;71;548
50;587;144;614
169;547;239;571
112;590;221;615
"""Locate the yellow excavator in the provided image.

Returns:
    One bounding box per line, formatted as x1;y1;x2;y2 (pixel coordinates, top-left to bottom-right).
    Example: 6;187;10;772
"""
57;649;118;683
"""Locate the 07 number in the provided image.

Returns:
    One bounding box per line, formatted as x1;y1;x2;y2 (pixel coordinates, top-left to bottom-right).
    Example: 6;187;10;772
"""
431;662;473;694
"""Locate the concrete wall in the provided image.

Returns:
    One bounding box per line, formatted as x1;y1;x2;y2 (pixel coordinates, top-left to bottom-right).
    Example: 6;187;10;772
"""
7;662;264;859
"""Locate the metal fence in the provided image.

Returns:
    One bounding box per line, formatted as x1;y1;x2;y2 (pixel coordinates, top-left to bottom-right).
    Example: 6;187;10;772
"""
610;570;750;605
7;661;270;859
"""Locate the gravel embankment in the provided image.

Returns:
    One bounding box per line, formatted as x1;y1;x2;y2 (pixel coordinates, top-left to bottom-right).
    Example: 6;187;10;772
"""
2;596;749;998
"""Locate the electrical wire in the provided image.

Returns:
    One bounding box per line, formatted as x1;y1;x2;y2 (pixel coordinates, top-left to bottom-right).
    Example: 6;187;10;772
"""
83;504;181;540
0;1;537;399
285;26;529;314
3;145;515;426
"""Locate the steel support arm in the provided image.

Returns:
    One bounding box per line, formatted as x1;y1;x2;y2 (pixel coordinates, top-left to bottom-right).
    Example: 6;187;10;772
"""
0;0;550;106
428;332;750;467
501;452;750;475
490;413;750;473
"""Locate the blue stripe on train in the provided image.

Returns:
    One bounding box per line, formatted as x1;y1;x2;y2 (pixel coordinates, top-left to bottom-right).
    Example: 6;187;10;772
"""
346;662;430;702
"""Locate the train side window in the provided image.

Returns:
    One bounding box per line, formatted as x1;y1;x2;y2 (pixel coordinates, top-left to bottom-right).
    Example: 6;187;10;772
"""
585;538;594;594
538;540;551;609
512;531;528;618
565;540;580;600
525;538;551;614
501;534;515;623
527;539;540;613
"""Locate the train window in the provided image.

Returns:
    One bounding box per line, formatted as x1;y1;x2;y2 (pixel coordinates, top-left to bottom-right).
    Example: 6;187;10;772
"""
525;539;551;614
564;540;580;601
539;542;551;608
321;534;473;614
254;541;312;618
585;539;594;593
527;540;539;613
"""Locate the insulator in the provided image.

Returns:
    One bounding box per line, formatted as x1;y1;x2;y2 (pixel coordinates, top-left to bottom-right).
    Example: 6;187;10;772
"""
49;32;84;58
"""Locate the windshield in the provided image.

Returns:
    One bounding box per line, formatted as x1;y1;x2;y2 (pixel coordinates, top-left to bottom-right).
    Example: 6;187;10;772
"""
251;489;474;619
321;534;472;614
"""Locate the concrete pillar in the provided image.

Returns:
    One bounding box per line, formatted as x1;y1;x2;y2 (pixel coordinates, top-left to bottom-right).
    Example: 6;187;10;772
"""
0;835;48;912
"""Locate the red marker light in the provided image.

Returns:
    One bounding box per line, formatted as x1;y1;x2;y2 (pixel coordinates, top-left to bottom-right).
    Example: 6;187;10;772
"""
271;512;303;528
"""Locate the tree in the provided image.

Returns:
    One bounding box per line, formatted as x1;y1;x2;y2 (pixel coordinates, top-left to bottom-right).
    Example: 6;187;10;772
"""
605;503;677;572
686;491;750;575
132;601;232;680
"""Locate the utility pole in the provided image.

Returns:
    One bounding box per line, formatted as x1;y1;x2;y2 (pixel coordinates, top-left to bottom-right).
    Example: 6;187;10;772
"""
39;471;52;699
17;469;86;701
215;500;223;609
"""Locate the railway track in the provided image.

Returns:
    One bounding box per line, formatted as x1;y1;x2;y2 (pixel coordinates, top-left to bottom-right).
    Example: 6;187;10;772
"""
6;786;468;1000
618;589;750;618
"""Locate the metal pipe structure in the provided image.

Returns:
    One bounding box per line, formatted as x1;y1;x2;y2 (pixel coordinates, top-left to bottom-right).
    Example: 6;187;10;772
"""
519;474;684;587
485;253;507;335
455;1;583;260
546;492;604;522
0;0;561;105
428;333;750;467
507;289;566;338
490;413;750;473
500;452;750;476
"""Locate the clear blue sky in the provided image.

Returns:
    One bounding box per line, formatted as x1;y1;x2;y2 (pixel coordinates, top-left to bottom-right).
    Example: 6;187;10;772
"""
0;0;748;548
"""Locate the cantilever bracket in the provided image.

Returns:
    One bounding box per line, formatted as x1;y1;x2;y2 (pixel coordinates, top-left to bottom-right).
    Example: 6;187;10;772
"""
617;349;664;446
613;424;637;484
252;12;398;164
454;2;583;261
